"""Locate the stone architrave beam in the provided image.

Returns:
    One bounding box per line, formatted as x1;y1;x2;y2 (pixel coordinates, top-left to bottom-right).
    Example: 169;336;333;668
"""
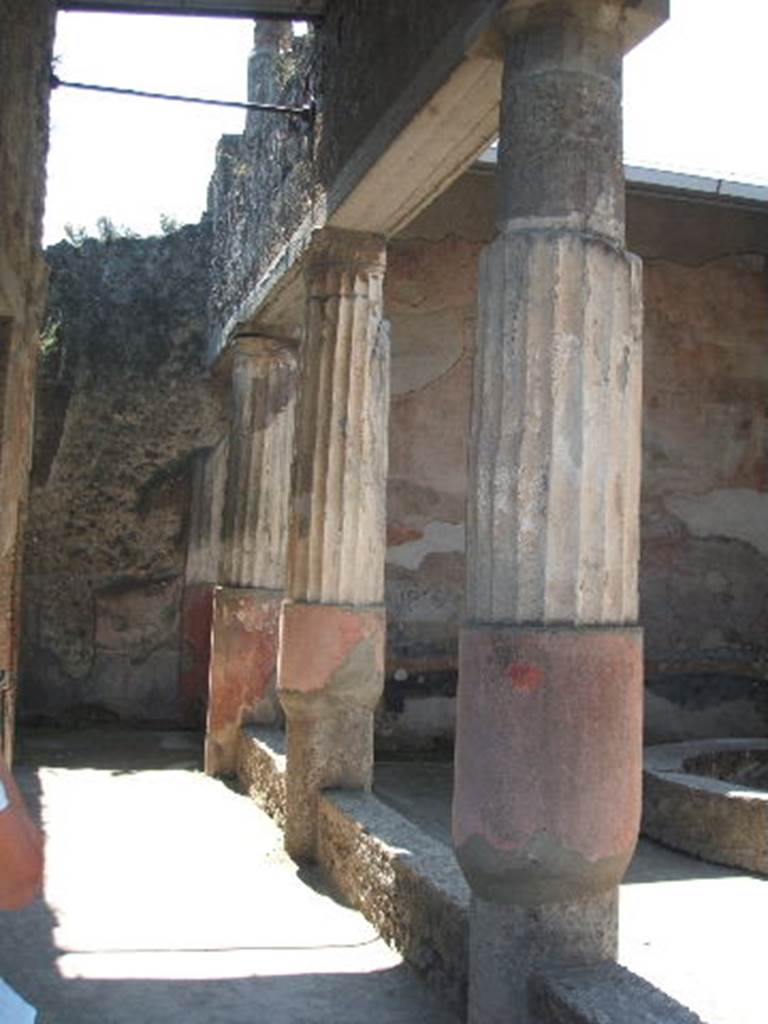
205;337;297;775
277;227;389;861
451;2;665;1021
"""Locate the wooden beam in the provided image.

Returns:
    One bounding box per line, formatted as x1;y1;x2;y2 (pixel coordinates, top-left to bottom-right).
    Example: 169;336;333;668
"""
56;0;324;18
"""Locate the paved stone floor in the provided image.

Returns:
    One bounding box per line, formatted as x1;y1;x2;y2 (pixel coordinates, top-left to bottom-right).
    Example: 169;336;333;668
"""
374;761;768;1024
0;731;458;1024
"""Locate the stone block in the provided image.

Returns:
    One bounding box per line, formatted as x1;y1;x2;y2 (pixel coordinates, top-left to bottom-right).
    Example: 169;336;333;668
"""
529;962;705;1024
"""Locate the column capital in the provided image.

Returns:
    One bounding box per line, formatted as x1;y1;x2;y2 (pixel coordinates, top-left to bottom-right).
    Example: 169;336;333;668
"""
213;332;298;380
303;227;387;280
230;333;299;361
498;0;668;55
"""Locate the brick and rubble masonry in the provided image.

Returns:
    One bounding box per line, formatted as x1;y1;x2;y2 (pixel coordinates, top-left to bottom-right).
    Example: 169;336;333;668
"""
207;3;487;357
0;0;56;759
21;224;229;725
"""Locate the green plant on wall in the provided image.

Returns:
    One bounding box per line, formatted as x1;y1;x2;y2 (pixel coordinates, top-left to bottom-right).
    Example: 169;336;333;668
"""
39;317;61;363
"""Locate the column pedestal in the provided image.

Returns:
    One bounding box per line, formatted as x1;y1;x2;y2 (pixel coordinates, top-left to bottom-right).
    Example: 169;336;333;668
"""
468;891;617;1024
205;586;282;775
454;625;642;1022
279;600;385;860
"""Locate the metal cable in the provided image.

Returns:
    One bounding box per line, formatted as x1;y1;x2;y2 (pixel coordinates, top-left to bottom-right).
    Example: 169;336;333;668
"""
50;73;314;121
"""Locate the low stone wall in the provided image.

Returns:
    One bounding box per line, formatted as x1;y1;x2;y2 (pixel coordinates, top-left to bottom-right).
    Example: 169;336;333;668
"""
318;790;469;1015
236;725;286;828
236;725;468;1010
236;727;705;1022
530;964;705;1024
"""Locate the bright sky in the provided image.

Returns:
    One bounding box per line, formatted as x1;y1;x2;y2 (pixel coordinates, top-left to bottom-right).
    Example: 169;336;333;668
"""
44;0;768;246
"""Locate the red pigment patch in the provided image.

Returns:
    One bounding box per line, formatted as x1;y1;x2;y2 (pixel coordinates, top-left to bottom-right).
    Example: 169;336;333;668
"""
504;662;543;692
386;523;424;546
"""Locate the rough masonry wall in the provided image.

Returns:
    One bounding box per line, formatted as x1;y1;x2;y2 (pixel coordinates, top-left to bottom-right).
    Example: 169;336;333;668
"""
208;28;314;354
379;173;768;749
0;0;56;757
22;226;229;725
209;2;491;357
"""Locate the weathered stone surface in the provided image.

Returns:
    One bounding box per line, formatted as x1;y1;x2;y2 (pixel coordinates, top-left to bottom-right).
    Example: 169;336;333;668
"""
287;228;389;605
278;228;390;860
318;789;470;1016
279;601;385;859
454;627;643;905
186;439;229;587
237;724;286;828
640;255;768;741
642;739;768;875
219;340;296;589
469;893;617;1024
530;962;706;1024
498;0;625;244
205;587;282;775
382;174;768;749
23;225;229;724
208;23;314;354
467;230;642;625
0;0;55;758
456;6;647;1020
179;582;215;727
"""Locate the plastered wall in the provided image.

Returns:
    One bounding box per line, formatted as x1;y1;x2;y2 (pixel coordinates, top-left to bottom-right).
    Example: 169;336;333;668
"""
378;171;768;749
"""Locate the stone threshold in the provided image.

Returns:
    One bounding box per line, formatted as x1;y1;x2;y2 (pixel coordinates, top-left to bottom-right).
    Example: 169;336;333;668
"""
236;725;705;1023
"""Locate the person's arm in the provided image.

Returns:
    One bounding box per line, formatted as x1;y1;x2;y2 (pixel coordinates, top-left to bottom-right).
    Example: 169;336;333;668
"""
0;757;43;911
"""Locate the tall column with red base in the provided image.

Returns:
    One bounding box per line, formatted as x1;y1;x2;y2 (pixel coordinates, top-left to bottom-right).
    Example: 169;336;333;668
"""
205;338;297;776
453;2;666;1021
278;228;389;861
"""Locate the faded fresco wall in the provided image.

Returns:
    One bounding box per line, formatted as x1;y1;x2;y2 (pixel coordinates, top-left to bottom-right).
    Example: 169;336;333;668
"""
378;171;768;749
22;226;229;725
0;0;56;758
379;176;491;750
640;255;768;741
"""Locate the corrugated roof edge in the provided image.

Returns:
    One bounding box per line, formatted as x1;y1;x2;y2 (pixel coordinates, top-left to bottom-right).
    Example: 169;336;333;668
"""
475;147;768;208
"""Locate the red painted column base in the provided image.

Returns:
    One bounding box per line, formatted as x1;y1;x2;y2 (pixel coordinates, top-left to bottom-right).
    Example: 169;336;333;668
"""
178;584;214;729
278;601;385;860
453;624;643;904
205;587;282;775
453;624;643;1024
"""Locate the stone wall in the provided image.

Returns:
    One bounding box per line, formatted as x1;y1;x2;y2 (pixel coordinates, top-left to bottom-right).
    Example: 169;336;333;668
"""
0;0;56;758
378;171;768;749
208;3;494;357
208;26;314;354
21;225;229;725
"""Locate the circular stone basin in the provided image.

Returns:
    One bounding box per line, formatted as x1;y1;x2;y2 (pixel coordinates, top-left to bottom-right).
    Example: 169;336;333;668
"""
643;739;768;875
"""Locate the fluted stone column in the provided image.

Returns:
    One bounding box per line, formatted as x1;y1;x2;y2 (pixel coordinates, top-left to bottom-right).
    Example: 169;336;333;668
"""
180;441;228;727
205;338;297;775
452;3;663;1021
278;227;389;860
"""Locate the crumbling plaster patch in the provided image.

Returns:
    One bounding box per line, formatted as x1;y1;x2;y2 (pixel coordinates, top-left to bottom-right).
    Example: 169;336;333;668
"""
387;521;466;571
665;489;768;558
